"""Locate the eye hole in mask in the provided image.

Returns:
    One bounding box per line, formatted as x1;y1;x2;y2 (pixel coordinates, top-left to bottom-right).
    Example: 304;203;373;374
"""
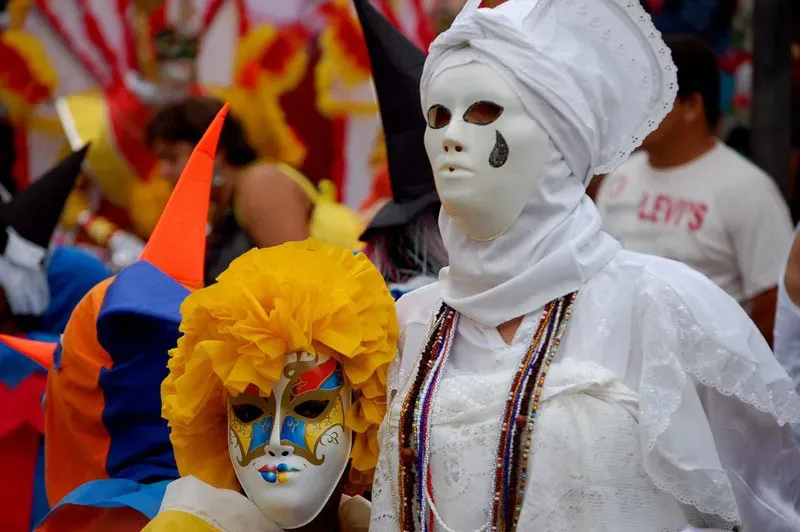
463;101;503;125
427;104;452;129
233;402;265;424
293;399;330;419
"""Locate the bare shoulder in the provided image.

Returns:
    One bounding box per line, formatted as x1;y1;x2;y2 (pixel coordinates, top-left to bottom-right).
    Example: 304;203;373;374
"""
239;162;294;191
237;163;310;206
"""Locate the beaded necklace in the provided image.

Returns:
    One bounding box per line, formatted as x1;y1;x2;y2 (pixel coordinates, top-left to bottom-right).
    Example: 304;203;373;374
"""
397;292;577;532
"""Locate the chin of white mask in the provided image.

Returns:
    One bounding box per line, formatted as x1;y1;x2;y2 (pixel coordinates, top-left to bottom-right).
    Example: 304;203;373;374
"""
228;352;352;529
424;61;549;241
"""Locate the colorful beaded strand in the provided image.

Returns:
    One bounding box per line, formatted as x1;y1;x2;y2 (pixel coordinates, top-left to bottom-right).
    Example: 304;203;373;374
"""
398;292;577;532
416;312;458;531
502;298;565;529
398;304;451;531
490;304;556;530
493;303;561;531
510;293;577;528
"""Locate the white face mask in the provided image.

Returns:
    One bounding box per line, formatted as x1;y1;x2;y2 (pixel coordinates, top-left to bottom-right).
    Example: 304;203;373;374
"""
424;61;549;241
227;351;352;529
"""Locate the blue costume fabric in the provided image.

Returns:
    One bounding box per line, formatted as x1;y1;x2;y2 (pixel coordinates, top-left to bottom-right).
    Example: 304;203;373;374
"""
0;246;110;531
35;260;188;530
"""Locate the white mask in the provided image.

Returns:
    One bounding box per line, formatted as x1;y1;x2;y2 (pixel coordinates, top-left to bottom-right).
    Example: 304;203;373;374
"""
423;61;549;241
227;351;352;529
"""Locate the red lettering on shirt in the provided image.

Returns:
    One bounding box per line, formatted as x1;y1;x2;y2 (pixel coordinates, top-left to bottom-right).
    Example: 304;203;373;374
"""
688;203;708;231
653;194;673;223
638;193;657;221
635;193;708;231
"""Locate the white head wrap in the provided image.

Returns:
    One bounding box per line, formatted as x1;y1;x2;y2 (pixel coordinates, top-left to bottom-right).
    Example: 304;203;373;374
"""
0;227;50;317
421;0;677;325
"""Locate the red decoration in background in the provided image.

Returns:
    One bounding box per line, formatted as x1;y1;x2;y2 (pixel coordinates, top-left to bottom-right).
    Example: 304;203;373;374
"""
644;0;665;13
33;0;106;84
280;43;336;188
320;3;372;73
104;81;157;180
0;373;47;532
0;41;51;104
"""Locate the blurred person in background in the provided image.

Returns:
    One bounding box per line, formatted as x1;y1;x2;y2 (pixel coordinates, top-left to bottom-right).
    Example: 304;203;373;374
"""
355;0;446;300
0;146;111;531
596;35;793;345
0;108;17;199
147;97;363;284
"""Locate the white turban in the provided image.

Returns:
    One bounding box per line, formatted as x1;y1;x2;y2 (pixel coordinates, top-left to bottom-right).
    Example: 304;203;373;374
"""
421;0;677;182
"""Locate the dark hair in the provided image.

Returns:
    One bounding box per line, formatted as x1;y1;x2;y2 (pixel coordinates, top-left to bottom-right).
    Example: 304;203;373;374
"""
0;119;17;196
145;96;258;168
665;35;721;129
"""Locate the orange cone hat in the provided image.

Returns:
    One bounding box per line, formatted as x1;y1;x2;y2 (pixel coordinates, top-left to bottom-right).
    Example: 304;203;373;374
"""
0;334;57;370
139;103;230;291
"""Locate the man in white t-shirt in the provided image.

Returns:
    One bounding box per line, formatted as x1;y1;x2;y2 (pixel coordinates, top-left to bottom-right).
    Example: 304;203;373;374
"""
596;35;793;345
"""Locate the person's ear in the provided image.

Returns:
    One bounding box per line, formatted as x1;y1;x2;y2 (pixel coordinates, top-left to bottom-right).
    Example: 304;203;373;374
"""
680;93;705;125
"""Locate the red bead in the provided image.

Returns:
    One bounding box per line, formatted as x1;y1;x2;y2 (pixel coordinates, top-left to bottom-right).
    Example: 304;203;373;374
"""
401;447;415;464
515;415;527;428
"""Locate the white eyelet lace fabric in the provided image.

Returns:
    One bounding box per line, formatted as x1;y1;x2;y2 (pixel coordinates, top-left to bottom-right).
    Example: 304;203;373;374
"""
372;352;692;531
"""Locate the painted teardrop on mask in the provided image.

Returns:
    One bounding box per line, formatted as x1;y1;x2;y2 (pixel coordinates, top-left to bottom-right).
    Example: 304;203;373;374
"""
489;130;509;168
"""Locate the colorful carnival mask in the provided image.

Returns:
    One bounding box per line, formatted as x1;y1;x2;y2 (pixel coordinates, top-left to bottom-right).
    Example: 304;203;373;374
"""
227;350;352;529
424;61;549;241
162;239;397;532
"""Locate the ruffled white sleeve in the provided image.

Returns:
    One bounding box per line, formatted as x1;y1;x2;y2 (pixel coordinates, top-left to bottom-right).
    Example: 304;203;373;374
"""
635;266;800;530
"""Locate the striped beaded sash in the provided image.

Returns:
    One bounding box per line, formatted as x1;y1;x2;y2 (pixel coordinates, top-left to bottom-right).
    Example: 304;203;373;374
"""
396;292;578;532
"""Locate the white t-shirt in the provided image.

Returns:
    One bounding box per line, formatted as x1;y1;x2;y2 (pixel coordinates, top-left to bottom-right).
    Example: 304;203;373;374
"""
596;142;794;303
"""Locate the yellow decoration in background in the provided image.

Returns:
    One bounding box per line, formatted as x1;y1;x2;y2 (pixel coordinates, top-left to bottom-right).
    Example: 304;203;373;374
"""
129;176;172;238
211;22;313;167
277;163;365;251
0;29;58;125
162;239;398;492
60;189;91;231
315;28;378;118
8;0;31;30
315;0;377;118
233;25;308;95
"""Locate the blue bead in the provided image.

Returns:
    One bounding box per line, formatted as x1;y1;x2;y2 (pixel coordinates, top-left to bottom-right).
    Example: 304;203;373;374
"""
277;463;288;473
265;471;277;483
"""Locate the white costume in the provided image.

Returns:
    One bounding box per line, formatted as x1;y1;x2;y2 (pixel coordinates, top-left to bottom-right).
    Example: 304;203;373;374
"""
370;0;800;531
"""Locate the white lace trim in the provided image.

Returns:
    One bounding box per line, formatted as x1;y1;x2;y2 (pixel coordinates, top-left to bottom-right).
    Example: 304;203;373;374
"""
637;270;800;526
591;0;678;176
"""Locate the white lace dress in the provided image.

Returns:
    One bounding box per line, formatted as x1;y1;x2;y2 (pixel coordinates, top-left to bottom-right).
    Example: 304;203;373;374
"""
371;251;800;532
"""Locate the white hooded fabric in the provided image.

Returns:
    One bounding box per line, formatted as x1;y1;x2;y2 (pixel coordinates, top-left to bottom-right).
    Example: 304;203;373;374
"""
0;227;50;317
423;0;675;327
370;0;800;531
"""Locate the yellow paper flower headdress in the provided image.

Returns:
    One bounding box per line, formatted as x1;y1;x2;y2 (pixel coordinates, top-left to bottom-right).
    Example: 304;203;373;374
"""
161;238;398;491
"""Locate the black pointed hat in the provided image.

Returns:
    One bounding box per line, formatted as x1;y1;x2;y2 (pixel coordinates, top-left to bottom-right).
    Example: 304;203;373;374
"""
0;145;88;263
355;0;439;241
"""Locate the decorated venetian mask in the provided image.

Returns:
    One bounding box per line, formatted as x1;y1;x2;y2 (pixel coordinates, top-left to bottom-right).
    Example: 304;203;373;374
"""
227;351;352;529
424;61;549;241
